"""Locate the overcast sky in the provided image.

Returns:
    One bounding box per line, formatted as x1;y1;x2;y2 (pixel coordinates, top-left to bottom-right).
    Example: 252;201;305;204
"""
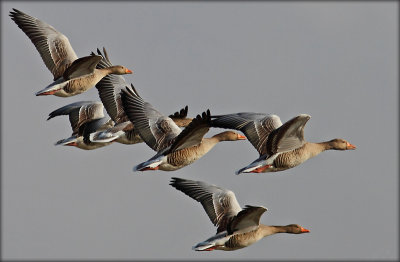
1;1;398;260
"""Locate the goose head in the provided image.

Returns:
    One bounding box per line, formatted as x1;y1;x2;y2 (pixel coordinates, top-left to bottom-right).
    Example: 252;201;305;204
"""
284;224;310;234
328;138;356;150
214;131;247;142
109;65;133;75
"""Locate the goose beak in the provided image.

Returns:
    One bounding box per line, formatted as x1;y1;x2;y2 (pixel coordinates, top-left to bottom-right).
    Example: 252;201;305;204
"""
300;227;310;233
346;142;356;150
237;134;247;140
125;68;133;74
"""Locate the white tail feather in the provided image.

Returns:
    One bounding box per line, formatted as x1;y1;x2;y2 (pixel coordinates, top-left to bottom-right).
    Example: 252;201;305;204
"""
192;243;216;251
35;78;67;96
133;157;164;172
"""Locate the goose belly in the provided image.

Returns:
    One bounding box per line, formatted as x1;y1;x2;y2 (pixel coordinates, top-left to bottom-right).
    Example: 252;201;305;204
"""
61;74;99;96
76;141;111;150
161;149;203;171
270;149;311;171
115;133;143;145
223;231;263;250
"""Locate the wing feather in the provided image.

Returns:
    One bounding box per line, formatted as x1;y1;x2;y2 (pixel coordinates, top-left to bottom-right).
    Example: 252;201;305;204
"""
227;205;267;235
10;8;78;80
47;101;103;135
165;110;211;154
266;114;311;155
211;113;282;155
170;177;242;233
62;55;102;80
92;48;130;123
120;85;181;151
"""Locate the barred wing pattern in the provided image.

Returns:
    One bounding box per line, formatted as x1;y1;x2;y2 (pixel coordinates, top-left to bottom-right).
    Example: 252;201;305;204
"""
120;85;182;152
170;177;242;233
211;113;282;155
92;48;130;124
47;101;104;136
10;8;78;80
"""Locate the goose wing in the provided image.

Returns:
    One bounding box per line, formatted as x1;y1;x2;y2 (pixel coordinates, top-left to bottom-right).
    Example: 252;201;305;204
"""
211;113;283;155
227;205;267;235
10;8;78;80
92;48;130;124
168;105;188;119
165;110;211;154
120;85;181;152
62;55;102;80
170;177;242;233
81;117;113;144
266;114;311;156
47;101;104;135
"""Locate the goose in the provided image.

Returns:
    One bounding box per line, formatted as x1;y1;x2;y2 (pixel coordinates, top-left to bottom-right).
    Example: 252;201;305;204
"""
170;177;310;251
47;101;124;150
91;48;193;145
210;113;356;174
120;86;246;171
9;9;132;97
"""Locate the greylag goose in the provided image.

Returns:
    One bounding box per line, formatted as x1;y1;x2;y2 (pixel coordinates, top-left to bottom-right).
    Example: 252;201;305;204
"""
210;113;356;174
91;48;193;145
9;9;133;97
47;101;124;150
120;86;246;171
170;177;310;251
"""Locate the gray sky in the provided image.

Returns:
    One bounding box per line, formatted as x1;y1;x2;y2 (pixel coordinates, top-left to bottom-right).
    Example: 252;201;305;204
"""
1;1;398;260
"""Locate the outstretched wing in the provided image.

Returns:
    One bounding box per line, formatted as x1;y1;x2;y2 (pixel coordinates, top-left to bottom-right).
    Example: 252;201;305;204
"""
120;85;181;152
10;8;78;80
92;48;130;124
47;101;104;135
169;105;188;119
170;177;242;233
211;113;282;155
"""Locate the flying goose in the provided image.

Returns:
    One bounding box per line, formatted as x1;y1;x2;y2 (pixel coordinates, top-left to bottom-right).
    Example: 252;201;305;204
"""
170;177;310;251
91;48;193;145
9;9;132;97
210;113;356;174
120;86;246;171
47;101;123;150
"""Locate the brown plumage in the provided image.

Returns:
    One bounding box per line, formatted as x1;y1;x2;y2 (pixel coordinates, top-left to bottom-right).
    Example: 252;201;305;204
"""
163;131;246;170
210;113;356;174
9;9;133;97
120;85;246;172
170;177;309;251
250;138;356;173
48;101;119;150
92;48;193;145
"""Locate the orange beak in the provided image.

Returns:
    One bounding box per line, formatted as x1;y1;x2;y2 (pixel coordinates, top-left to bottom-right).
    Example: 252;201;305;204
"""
125;68;133;74
346;142;356;150
300;227;310;233
237;134;247;140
